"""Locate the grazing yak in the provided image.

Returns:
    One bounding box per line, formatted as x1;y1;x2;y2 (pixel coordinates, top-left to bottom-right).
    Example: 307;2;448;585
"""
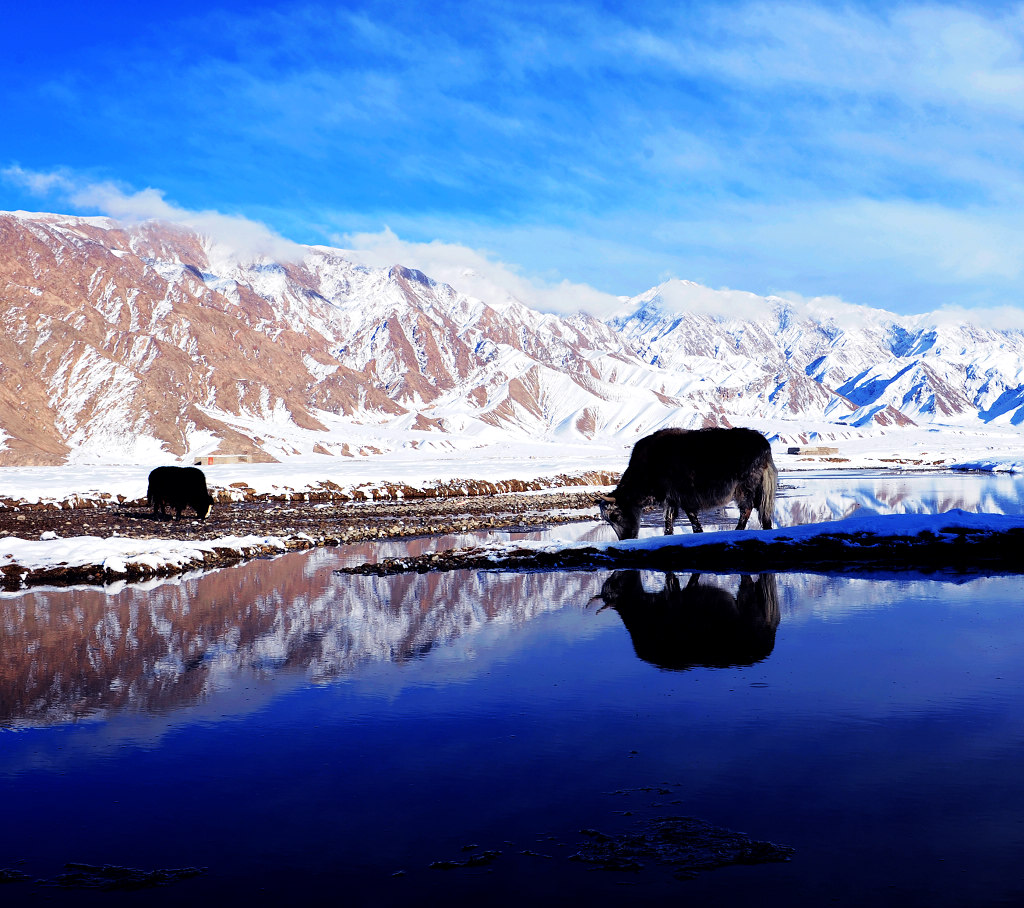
596;570;780;671
147;466;215;520
597;427;777;539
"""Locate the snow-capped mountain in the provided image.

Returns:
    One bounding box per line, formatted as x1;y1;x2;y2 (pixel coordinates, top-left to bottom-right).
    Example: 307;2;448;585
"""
2;210;1023;466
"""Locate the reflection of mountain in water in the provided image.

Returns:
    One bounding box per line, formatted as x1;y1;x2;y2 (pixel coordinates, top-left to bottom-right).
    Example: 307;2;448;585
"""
4;475;1015;728
598;571;780;671
776;471;1024;527
0;547;604;727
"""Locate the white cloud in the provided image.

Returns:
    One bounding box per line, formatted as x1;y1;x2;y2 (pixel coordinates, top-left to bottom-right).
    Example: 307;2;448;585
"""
639;279;899;330
3;167;75;197
4;165;622;315
623;3;1024;118
642;278;1024;333
823;199;1024;283
338;227;623;317
649;280;771;321
771;290;902;329
926;304;1024;332
3;166;304;263
634;193;1024;310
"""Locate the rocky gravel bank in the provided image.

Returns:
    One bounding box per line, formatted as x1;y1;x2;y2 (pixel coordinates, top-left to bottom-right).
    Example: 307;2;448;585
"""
0;490;600;544
0;489;604;588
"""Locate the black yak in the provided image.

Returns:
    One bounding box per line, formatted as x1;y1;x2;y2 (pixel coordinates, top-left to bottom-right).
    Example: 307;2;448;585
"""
147;466;215;520
596;427;777;539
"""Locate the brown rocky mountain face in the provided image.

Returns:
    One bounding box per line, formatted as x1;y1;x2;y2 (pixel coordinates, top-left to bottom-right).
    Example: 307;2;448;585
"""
2;211;1012;466
0;215;409;464
0;212;665;464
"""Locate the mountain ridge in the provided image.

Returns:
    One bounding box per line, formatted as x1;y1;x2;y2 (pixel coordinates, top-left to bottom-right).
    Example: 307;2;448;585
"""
2;210;1022;466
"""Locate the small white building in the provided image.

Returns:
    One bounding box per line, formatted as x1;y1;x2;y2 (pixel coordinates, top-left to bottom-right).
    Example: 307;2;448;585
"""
193;454;253;465
787;446;839;456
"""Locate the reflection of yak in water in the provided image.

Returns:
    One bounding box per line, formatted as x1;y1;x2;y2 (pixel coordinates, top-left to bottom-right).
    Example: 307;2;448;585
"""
597;571;780;671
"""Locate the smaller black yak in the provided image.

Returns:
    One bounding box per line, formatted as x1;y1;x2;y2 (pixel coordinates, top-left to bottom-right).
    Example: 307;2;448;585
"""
597;427;777;539
147;466;215;520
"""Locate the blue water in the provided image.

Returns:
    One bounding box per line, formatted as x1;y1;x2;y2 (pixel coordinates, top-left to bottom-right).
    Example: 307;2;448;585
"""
2;473;1024;906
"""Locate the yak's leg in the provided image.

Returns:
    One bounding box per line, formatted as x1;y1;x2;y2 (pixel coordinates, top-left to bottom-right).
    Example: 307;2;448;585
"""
664;503;677;535
685;510;704;533
734;491;754;530
759;508;773;530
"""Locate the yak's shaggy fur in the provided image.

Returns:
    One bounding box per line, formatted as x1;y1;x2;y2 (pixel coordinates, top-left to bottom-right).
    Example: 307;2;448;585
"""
597;427;777;539
147;466;215;520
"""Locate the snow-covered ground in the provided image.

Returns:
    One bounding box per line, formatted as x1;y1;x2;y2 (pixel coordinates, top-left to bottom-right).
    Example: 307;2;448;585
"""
0;440;621;506
4;429;1024;506
0;532;297;590
1;430;1023;586
464;509;1024;562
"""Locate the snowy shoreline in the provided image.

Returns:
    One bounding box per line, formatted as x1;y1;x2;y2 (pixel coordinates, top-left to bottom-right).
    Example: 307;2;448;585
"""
345;510;1024;578
5;504;1024;593
0;532;318;592
1;438;1023;591
1;431;1022;508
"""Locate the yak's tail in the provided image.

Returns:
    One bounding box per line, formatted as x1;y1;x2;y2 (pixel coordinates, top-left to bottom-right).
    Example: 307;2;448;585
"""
758;456;778;529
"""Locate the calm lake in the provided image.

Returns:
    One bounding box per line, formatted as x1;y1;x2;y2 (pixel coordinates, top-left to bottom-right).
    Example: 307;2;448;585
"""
2;471;1024;906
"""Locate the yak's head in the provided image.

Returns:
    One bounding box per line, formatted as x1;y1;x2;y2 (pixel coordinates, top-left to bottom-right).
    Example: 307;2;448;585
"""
596;492;639;540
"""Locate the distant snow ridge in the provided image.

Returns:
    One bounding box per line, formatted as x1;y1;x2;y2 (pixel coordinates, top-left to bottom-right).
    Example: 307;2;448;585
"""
1;210;1023;466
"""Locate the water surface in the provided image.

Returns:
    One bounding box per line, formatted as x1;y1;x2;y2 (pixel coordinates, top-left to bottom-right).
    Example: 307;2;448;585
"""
2;471;1024;905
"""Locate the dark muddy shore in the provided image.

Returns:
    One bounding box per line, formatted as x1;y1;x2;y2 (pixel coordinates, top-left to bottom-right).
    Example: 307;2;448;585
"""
0;490;599;543
7;480;1023;589
339;522;1024;577
0;490;603;589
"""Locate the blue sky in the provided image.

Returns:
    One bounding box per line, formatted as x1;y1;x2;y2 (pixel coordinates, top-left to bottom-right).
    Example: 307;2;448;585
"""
4;0;1024;318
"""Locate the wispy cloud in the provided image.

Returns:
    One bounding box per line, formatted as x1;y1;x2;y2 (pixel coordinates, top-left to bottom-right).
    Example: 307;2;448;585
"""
609;3;1024;113
3;166;304;263
5;2;1024;314
10;161;1024;329
339;226;622;316
3;163;621;314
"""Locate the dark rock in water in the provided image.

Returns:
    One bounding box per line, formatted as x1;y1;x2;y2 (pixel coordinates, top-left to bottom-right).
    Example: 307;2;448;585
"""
429;849;502;870
0;867;30;883
569;815;794;880
42;862;206;890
